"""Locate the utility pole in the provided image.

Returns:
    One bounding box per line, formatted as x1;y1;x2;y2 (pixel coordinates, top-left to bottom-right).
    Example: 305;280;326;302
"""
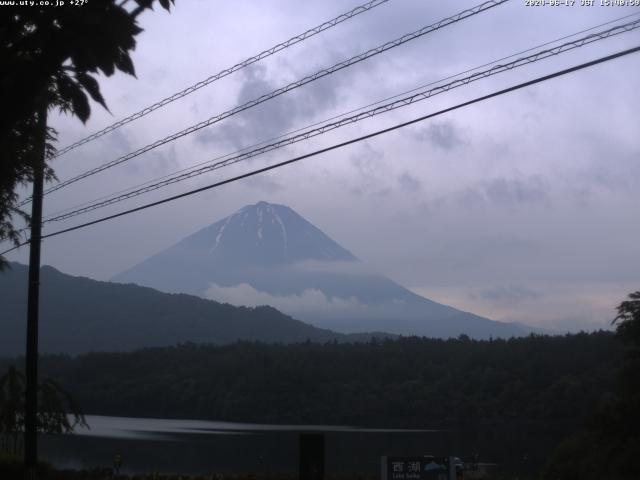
25;105;47;480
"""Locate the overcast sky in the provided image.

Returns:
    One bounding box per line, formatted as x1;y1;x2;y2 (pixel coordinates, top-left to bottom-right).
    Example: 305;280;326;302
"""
6;0;640;331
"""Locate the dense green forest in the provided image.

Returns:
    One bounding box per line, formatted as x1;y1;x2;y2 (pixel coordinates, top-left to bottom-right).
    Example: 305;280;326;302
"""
4;291;639;478
4;323;640;478
542;292;640;480
1;273;634;478
1;332;618;426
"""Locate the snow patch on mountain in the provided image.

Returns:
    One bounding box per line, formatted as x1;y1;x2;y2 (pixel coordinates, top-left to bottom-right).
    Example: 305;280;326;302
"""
273;209;288;256
210;215;233;254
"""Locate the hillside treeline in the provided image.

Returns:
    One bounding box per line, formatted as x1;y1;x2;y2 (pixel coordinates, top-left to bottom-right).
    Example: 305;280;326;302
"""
7;331;617;427
1;263;348;356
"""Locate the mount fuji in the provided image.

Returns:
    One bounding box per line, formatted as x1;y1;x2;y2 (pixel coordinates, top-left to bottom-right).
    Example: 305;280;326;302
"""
112;201;530;338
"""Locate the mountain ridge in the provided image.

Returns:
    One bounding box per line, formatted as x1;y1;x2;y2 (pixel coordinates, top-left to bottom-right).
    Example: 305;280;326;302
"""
113;201;531;339
2;262;391;356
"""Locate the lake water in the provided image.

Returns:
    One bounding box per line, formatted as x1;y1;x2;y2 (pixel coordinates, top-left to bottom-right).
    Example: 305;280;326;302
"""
40;415;571;475
40;415;444;475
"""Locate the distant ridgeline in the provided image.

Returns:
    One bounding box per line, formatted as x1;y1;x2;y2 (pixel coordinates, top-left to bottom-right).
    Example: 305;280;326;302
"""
0;262;379;356
0;259;526;357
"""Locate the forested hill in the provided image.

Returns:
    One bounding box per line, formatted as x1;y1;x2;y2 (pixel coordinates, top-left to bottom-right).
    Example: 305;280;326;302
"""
0;262;351;355
19;331;617;427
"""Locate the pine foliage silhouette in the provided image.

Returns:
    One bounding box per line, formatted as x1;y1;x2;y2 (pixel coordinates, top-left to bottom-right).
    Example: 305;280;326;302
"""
0;366;87;455
543;291;640;480
0;0;175;269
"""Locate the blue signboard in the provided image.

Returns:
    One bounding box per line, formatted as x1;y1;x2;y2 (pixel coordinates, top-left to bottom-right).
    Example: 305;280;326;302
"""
381;456;453;480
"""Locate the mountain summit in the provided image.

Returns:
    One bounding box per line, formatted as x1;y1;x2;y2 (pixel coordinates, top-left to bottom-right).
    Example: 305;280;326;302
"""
187;201;357;267
113;201;529;338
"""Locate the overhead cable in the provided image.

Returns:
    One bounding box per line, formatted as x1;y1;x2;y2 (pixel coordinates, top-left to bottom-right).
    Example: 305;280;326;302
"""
42;10;640;221
41;19;640;224
3;44;638;257
29;0;508;203
53;0;391;158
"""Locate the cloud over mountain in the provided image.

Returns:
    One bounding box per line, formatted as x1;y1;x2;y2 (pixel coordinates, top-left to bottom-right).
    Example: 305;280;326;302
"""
113;201;531;338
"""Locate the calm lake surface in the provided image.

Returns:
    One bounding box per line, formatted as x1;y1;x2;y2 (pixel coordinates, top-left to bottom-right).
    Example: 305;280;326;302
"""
41;415;442;475
40;415;571;475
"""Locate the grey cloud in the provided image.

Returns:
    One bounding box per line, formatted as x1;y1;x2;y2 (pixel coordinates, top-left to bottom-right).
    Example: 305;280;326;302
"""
347;143;388;197
105;128;134;155
243;174;285;194
568;170;639;206
560;141;640;205
349;142;384;177
398;172;421;193
288;260;375;275
196;63;344;151
205;282;366;315
376;187;392;198
589;165;623;190
419;283;626;332
123;144;178;176
348;186;364;197
412;121;467;151
484;175;549;205
449;175;550;209
348;186;392;198
451;187;485;209
581;152;640;193
478;285;542;304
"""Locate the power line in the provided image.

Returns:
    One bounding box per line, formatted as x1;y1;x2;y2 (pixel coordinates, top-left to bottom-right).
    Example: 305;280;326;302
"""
3;44;638;257
41;11;640;222
52;0;391;159
40;0;508;197
26;0;508;204
41;19;640;224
